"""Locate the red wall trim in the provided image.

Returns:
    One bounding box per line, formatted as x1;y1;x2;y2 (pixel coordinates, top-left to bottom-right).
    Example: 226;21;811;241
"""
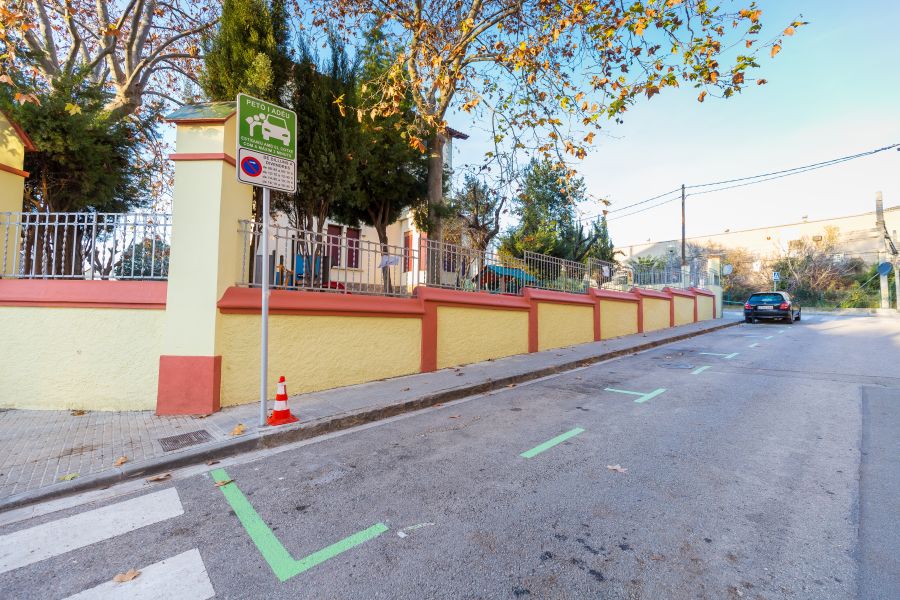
664;287;696;298
632;287;671;300
0;279;167;309
592;297;602;341
0;162;29;178
590;288;640;302
167;117;233;125
523;287;594;305
421;301;438;372
169;152;237;167
414;286;530;310
528;302;539;352
157;355;222;415
218;287;424;317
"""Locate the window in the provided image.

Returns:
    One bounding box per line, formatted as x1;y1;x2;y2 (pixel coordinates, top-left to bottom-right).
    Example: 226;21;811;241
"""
327;224;342;266
403;231;413;272
346;228;360;269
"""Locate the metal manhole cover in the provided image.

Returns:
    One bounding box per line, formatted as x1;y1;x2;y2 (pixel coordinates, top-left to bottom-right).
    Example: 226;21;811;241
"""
158;429;213;452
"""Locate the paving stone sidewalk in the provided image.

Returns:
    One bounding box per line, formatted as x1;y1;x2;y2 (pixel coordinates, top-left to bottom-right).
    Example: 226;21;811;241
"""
0;318;736;507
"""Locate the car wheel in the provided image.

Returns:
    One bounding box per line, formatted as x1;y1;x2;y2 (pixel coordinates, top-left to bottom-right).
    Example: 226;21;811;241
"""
796;310;801;321
745;317;752;324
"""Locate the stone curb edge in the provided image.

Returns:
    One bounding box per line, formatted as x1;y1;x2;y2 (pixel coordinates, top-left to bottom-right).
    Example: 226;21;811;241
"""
0;319;739;513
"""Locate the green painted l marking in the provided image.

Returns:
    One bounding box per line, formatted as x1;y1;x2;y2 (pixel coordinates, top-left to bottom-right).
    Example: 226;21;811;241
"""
604;387;667;403
764;335;774;339
521;427;584;458
749;342;759;348
211;469;387;582
691;366;711;375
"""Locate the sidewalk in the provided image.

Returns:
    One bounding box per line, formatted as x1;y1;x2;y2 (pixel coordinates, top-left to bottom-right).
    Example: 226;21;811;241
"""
0;317;738;511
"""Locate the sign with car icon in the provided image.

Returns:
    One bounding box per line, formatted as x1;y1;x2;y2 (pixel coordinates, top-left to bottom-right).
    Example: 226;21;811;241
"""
236;93;297;193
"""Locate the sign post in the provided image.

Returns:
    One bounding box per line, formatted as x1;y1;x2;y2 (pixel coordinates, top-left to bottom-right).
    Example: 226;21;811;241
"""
772;270;780;292
236;94;297;427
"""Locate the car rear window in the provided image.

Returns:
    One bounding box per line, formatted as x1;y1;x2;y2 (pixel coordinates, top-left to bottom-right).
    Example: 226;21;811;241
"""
749;293;783;303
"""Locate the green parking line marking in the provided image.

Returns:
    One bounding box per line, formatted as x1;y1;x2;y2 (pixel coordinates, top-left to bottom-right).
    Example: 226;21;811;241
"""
520;427;585;458
211;468;387;582
778;330;785;334
749;342;759;348
724;352;739;359
698;352;739;359
691;366;711;375
605;387;667;403
764;335;773;339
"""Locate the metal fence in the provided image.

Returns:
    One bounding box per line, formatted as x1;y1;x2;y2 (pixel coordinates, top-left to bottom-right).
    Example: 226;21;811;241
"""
239;220;411;296
1;212;172;280
237;221;713;298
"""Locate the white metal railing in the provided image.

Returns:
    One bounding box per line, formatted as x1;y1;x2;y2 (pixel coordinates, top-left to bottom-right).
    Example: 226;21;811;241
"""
239;220;410;296
1;212;172;280
236;220;713;298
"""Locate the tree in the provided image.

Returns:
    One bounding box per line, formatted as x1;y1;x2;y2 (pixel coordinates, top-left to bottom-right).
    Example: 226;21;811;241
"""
328;0;802;239
2;0;217;119
499;160;585;258
451;173;506;252
772;227;865;306
200;0;291;102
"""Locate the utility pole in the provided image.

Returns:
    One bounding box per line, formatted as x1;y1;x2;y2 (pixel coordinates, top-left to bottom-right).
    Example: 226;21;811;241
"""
876;191;891;309
681;184;686;267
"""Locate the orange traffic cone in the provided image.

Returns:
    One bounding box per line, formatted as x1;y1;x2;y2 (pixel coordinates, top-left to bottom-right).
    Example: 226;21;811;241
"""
267;376;298;426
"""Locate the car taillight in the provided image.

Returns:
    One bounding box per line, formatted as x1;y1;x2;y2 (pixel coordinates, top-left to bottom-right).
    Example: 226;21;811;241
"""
779;301;790;310
744;303;752;310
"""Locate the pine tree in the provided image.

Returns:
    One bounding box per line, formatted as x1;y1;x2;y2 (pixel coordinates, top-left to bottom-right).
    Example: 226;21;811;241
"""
200;0;291;102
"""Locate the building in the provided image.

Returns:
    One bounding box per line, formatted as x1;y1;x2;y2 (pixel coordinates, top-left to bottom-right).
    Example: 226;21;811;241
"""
617;204;900;265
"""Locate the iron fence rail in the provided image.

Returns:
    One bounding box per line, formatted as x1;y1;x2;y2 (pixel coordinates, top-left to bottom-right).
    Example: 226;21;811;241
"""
239;220;411;296
1;212;172;280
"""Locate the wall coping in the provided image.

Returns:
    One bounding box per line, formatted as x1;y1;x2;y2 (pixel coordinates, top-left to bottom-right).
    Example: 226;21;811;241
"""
523;287;594;306
0;279;167;309
414;286;530;310
664;287;697;298
218;286;424;316
690;287;715;297
632;287;671;300
591;288;640;302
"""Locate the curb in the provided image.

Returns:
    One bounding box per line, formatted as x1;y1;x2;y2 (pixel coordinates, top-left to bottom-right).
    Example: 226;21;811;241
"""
0;319;740;513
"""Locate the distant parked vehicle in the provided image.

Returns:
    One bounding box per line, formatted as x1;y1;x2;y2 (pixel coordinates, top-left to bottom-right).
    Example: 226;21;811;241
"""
743;291;801;324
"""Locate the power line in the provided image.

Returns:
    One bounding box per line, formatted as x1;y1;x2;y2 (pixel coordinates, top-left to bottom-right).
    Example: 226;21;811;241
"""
578;142;899;225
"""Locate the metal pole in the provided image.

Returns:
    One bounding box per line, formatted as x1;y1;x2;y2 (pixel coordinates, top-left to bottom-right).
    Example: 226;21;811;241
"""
681;184;686;267
259;187;270;427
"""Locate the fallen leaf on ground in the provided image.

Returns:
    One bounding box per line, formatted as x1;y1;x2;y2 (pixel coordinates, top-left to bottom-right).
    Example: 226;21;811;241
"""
145;472;171;483
206;460;220;466
215;479;234;487
400;388;410;392
195;414;209;419
650;553;665;561
606;464;628;474
230;424;246;436
113;569;141;583
448;415;460;419
506;384;517;388
456;372;464;376
59;473;79;481
113;456;128;467
70;410;86;416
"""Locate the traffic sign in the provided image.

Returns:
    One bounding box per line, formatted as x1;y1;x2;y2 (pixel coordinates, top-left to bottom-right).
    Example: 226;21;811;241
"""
236;93;297;193
772;271;780;281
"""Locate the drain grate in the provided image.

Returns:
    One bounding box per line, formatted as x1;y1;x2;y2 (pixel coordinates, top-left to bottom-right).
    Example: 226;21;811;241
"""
158;429;213;452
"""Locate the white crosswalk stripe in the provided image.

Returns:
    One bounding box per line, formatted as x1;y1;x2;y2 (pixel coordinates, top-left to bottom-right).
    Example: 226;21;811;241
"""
0;488;183;575
63;548;215;600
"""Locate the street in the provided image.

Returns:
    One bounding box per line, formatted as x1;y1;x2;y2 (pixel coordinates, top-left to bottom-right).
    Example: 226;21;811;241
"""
1;314;898;600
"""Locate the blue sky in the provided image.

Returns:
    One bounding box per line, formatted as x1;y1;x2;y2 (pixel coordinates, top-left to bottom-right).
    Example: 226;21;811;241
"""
450;0;900;248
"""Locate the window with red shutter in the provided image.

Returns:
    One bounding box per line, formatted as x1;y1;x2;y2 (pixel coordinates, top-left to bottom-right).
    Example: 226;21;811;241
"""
418;232;427;273
347;227;360;269
327;224;342;266
403;231;413;272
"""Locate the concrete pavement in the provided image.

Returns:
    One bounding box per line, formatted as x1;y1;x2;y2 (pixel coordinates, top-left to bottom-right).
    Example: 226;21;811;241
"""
1;313;898;599
0;318;735;510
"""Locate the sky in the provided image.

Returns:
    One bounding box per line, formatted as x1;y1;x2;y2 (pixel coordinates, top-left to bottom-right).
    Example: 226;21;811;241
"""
449;0;900;249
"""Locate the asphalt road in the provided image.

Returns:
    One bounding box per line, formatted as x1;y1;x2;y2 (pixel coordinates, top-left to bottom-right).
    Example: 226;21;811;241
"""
2;314;898;600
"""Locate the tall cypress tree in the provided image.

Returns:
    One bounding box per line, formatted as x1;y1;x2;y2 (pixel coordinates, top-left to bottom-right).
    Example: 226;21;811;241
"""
200;0;291;102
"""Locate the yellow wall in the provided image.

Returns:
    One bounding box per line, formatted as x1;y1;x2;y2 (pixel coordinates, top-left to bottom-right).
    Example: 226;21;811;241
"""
599;299;638;339
537;302;594;351
673;296;695;326
697;295;714;320
436;306;528;369
0;307;162;410
217;314;422;406
642;297;671;332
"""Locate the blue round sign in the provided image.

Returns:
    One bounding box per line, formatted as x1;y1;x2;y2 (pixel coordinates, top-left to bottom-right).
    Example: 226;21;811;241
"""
877;261;892;276
241;156;262;177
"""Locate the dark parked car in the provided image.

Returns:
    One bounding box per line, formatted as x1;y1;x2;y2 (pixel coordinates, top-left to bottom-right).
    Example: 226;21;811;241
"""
743;291;801;323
